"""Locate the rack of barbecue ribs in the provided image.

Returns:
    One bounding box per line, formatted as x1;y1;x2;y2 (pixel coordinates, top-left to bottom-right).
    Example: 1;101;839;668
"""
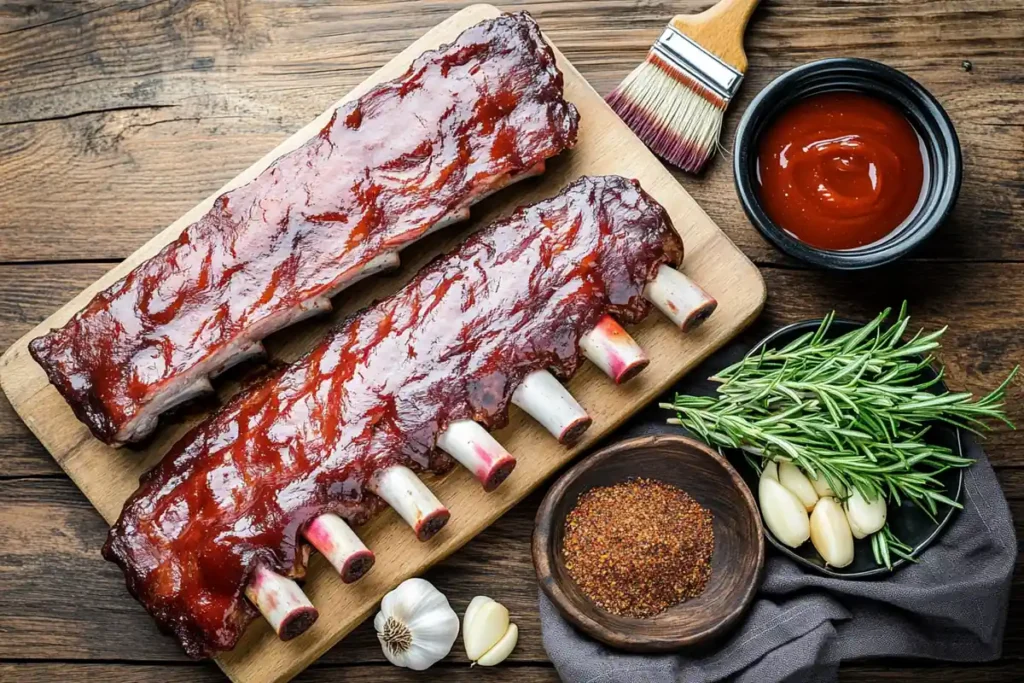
103;175;717;658
28;12;579;447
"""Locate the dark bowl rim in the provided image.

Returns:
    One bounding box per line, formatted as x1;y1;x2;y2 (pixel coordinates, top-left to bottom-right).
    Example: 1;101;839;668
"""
733;57;963;271
532;433;765;651
739;318;965;579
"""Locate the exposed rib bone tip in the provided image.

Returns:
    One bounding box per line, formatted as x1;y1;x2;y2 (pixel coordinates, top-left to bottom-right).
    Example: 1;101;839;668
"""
245;564;319;641
303;513;376;583
436;419;517;491
338;549;376;583
643;264;718;332
370;465;450;541
580;314;650;384
512;369;592;444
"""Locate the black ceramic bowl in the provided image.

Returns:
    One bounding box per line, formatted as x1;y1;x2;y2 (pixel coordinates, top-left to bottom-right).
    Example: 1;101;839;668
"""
725;319;964;578
733;58;962;270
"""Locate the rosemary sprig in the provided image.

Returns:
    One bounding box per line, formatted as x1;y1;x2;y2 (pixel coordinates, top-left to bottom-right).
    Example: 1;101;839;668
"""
661;304;1018;570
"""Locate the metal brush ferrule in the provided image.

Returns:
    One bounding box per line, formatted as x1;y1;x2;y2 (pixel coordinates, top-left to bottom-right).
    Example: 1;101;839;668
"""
652;26;744;102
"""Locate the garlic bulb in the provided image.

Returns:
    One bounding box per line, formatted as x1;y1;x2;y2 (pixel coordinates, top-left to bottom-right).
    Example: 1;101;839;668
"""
810;497;854;568
759;468;810;549
463;595;518;666
778;462;819;511
844;488;887;538
374;578;459;670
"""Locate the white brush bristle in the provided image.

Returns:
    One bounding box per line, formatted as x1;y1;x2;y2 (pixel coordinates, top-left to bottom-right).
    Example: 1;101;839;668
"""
607;53;726;173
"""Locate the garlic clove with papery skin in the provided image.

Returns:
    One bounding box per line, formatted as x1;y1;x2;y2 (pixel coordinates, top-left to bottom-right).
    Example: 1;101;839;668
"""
463;595;519;665
374;578;459;670
463;595;494;634
475;622;518;666
464;598;510;661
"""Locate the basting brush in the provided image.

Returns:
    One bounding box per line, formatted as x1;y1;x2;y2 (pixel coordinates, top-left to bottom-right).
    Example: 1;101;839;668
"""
607;0;761;173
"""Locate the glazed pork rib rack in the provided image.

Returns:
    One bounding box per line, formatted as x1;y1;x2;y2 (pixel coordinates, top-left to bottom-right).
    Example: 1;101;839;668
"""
104;175;717;658
28;12;578;447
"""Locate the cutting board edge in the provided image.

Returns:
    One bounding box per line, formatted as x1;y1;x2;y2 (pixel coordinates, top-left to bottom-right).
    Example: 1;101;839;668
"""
0;3;768;682
219;274;765;683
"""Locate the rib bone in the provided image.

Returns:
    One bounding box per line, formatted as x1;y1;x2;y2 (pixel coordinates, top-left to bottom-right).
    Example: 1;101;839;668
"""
120;376;216;443
369;465;450;541
111;169;555;444
512;369;592;444
318;251;402;301
643;264;718;332
579;314;650;384
303;514;375;583
210;341;267;378
436;419;517;491
244;564;319;641
100;175;680;658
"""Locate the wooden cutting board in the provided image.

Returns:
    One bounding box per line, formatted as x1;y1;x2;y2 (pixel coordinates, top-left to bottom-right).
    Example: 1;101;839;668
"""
0;4;765;682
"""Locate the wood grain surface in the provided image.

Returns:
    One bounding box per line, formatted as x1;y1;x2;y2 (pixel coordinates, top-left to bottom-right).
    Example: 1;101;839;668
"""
1;1;1022;682
0;3;767;682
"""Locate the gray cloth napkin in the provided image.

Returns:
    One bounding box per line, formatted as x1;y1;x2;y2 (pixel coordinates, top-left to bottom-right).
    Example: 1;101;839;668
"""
539;342;1016;683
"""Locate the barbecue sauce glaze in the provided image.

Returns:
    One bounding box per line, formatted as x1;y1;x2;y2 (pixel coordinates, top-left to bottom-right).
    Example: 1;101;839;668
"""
103;176;684;658
30;12;578;445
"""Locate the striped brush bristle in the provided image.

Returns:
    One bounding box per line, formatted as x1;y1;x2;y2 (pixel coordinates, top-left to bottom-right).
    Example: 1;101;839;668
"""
607;53;725;173
607;24;746;174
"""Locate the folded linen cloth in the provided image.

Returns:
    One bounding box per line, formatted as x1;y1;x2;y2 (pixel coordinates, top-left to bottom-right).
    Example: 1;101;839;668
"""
540;342;1015;683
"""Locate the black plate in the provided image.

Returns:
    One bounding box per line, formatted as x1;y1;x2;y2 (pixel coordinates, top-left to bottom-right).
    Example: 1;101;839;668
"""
724;319;964;579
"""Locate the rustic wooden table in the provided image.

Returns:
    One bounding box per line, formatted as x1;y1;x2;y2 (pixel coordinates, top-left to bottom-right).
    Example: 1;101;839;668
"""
1;1;1021;681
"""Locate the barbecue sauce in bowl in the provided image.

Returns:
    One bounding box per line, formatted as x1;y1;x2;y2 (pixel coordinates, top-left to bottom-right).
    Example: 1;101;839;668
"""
756;91;925;251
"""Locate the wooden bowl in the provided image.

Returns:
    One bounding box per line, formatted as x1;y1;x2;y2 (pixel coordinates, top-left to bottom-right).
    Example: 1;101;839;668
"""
533;434;764;651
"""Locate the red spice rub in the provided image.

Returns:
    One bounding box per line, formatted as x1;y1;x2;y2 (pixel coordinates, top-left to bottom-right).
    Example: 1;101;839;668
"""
562;478;714;618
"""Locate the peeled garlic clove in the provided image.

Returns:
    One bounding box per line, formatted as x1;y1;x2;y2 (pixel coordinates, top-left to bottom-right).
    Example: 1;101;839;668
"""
476;623;518;667
809;471;842;498
463;595;494;633
810;497;855;568
374;578;459;671
778;462;819;511
844;488;887;536
759;473;810;548
846;509;869;540
464;599;510;661
762;461;779;481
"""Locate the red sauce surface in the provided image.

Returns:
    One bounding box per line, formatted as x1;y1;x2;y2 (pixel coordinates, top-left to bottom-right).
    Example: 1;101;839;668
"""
29;12;578;445
103;176;684;658
757;91;924;250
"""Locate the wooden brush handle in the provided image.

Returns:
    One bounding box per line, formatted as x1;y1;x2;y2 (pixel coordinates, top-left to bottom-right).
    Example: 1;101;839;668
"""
671;0;760;73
